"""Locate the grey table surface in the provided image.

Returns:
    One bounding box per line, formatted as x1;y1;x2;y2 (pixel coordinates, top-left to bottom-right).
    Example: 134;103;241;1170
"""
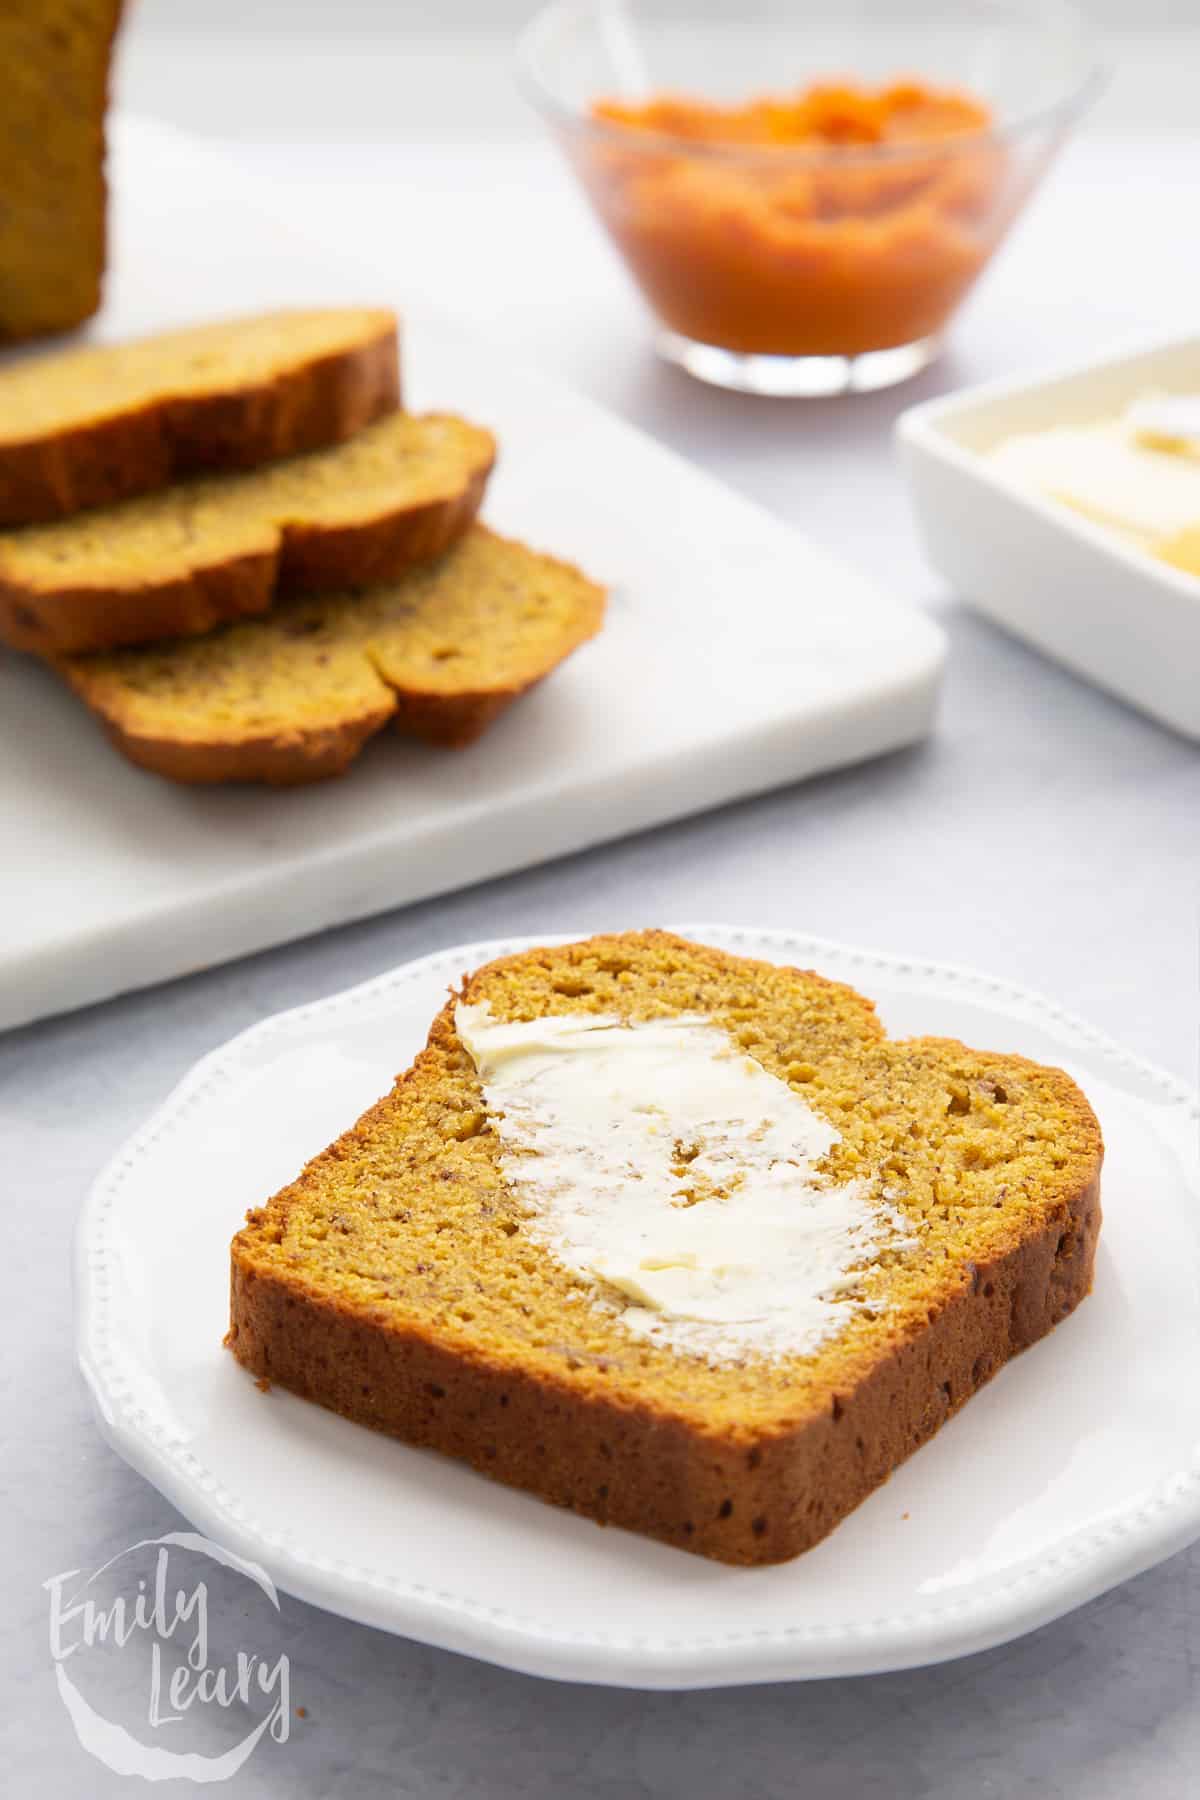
5;26;1200;1796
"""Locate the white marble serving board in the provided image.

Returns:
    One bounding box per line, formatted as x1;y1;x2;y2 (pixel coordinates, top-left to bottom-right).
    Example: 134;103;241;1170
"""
0;119;943;1032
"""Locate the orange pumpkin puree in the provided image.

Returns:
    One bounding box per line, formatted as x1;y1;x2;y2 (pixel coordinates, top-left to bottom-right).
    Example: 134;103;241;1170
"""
580;80;1007;357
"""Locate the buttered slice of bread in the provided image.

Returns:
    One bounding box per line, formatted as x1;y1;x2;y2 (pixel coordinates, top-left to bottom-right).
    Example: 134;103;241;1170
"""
0;307;400;527
0;412;496;654
226;930;1103;1565
59;525;605;784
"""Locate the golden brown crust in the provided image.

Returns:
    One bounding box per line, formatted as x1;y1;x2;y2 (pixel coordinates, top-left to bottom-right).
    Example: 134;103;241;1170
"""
58;527;606;784
228;1162;1099;1564
1;548;279;658
92;707;396;787
0;431;494;656
387;684;539;750
226;931;1104;1563
275;459;491;599
0;311;401;527
84;674;553;785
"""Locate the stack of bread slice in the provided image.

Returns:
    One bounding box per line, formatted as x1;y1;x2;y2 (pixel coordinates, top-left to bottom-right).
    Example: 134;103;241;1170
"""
0;308;605;783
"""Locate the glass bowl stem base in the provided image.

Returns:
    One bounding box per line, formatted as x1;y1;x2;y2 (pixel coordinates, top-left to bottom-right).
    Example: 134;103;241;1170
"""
657;330;941;396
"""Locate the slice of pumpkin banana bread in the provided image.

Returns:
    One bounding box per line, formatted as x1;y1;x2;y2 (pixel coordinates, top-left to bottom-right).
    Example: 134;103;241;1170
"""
0;412;495;654
226;930;1103;1566
0;307;401;526
59;525;605;784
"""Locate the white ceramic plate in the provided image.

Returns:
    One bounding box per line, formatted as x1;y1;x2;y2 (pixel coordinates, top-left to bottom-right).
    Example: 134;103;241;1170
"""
76;926;1200;1689
897;331;1200;739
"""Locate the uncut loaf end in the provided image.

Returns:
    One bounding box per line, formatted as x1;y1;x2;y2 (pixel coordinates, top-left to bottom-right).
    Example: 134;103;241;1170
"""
0;1;125;346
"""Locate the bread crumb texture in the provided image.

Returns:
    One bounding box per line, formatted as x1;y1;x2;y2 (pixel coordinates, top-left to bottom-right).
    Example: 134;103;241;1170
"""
0;412;496;653
228;932;1103;1561
0;307;401;526
60;525;605;780
0;413;494;591
0;308;396;439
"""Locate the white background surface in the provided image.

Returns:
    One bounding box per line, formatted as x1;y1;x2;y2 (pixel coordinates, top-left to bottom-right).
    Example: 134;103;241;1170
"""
4;3;1200;1795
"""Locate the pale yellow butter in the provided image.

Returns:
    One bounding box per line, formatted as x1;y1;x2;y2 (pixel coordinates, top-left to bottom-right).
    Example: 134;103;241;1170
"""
454;1001;909;1361
988;415;1200;543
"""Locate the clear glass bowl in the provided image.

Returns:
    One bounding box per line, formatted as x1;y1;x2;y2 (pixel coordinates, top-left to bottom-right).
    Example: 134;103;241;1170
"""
517;0;1103;395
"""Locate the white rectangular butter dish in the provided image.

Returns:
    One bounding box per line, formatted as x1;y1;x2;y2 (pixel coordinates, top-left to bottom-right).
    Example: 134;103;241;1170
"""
897;335;1200;740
